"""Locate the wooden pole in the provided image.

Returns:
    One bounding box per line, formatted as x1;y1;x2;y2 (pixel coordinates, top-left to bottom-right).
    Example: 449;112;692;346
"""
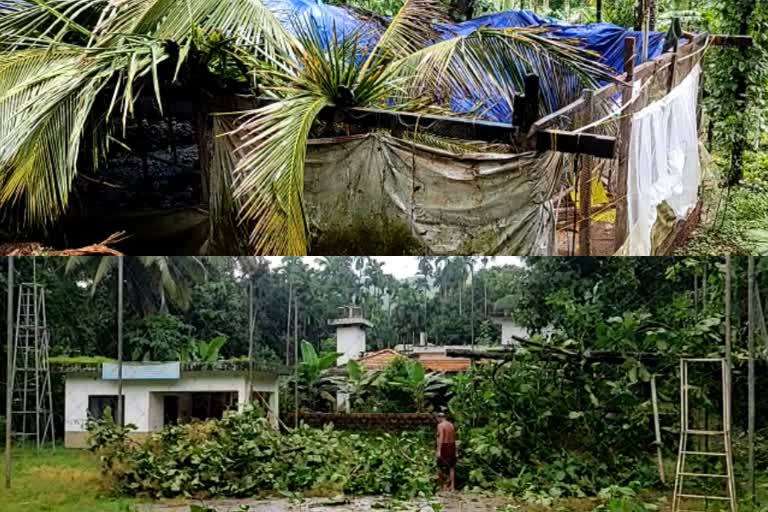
667;43;679;93
5;256;14;490
756;284;768;353
651;375;666;484
615;36;636;252
578;89;594;256
725;255;732;370
247;278;255;405
747;256;756;507
293;295;299;429
117;256;124;427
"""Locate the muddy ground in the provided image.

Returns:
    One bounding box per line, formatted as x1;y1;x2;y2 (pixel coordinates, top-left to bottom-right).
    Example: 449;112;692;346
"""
138;492;672;512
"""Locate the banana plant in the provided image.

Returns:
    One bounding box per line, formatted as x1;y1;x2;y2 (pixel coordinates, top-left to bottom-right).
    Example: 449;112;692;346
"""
345;359;382;410
296;340;344;410
179;335;228;362
384;358;451;412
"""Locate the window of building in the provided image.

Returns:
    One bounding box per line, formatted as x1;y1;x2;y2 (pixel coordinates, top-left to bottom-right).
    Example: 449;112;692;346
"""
190;392;238;421
87;395;123;422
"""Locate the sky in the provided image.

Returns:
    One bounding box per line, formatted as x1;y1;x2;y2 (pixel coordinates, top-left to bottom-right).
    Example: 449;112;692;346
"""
262;257;521;279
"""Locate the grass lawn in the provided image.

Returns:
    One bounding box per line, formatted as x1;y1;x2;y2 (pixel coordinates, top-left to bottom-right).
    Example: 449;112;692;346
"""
0;445;138;512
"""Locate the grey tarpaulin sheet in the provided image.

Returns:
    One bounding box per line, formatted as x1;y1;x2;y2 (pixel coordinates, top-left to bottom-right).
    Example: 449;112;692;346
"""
304;133;561;255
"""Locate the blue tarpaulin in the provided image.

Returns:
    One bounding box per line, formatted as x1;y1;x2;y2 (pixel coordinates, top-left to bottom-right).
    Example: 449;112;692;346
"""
265;1;666;121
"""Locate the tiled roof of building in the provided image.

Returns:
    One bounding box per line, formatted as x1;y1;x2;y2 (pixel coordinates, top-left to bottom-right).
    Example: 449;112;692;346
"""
358;349;400;370
416;355;472;373
358;349;472;373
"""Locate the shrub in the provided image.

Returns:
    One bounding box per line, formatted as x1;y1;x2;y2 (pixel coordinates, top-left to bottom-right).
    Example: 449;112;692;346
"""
90;406;436;499
86;406;138;469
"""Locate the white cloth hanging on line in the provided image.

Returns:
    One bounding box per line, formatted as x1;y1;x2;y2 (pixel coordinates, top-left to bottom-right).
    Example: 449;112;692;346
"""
624;65;702;256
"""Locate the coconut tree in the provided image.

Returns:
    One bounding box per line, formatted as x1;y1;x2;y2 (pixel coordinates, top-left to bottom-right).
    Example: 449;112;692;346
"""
65;255;206;315
0;0;615;254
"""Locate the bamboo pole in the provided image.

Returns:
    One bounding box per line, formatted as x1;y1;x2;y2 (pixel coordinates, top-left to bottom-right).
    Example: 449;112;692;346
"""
651;375;666;484
117;256;124;427
614;36;636;251
747;256;756;506
5;256;14;489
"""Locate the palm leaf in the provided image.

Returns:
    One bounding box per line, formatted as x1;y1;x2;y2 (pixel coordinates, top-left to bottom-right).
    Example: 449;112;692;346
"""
230;94;330;255
0;41;167;225
388;27;617;116
0;0;101;48
361;0;446;75
209;115;251;254
93;0;295;59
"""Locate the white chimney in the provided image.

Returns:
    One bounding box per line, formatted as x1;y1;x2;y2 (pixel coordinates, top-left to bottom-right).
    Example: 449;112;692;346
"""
329;305;373;366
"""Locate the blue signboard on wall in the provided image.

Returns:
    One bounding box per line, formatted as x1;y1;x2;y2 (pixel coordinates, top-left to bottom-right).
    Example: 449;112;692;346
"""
102;362;181;380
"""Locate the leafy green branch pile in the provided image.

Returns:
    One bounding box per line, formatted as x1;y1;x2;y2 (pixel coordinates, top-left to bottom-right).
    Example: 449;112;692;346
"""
449;353;665;499
88;407;436;499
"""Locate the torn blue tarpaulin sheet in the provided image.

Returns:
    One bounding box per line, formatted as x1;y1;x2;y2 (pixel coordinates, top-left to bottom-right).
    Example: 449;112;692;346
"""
262;1;666;122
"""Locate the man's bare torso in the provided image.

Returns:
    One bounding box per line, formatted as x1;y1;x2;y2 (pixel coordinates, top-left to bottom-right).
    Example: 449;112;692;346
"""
437;421;456;444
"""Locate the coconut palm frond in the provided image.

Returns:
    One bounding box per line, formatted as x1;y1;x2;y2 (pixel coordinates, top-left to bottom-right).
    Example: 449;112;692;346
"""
95;0;295;59
404;132;488;154
0;41;168;225
361;0;446;73
389;27;617;116
209;115;251;254
231;94;330;255
290;18;393;105
231;19;401;255
0;0;101;48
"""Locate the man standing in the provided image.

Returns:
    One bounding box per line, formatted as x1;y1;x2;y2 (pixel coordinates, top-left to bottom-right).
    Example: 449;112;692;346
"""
436;412;456;491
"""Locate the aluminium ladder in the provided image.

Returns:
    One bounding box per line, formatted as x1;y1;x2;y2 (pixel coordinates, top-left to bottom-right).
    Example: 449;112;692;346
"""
672;358;737;512
10;283;55;449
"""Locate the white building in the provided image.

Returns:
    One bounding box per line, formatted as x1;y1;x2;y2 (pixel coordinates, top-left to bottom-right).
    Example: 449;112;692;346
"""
59;360;288;448
491;316;530;346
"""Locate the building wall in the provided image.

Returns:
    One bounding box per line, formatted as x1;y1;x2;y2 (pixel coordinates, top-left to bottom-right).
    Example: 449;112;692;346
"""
64;371;280;448
336;326;366;365
494;318;529;345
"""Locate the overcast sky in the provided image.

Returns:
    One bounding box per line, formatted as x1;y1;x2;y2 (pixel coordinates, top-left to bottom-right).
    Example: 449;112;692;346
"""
262;257;521;279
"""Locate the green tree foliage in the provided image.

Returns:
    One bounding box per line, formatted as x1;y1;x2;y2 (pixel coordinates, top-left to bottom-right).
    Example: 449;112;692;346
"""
125;314;195;361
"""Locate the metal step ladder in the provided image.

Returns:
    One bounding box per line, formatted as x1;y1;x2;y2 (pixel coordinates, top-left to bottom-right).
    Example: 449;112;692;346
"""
10;283;55;449
672;358;737;512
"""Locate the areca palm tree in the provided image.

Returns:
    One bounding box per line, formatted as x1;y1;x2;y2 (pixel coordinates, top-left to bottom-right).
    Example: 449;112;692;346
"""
0;0;615;254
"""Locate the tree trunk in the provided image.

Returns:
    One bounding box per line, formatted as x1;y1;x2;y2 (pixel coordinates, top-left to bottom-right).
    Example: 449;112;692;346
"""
286;280;293;365
470;268;475;347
